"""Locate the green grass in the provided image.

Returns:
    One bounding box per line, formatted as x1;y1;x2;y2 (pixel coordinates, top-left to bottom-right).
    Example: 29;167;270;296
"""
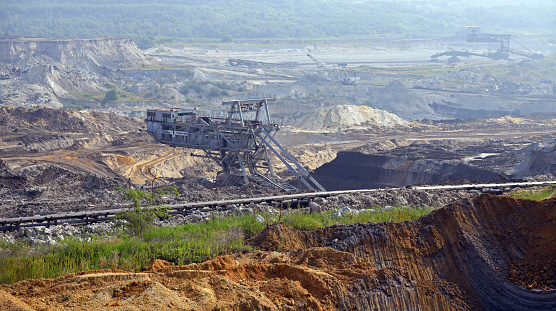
509;186;556;201
0;205;434;284
282;206;435;231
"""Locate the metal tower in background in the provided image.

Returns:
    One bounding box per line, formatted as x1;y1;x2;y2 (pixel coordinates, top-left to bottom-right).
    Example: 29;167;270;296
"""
432;27;543;62
466;26;511;60
145;98;325;192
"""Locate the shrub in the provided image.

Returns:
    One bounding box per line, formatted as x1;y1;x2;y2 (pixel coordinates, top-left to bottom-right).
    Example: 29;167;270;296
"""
103;89;119;102
114;187;174;236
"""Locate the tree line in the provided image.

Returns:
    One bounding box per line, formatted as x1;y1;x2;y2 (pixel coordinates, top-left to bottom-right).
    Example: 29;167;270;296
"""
0;0;553;47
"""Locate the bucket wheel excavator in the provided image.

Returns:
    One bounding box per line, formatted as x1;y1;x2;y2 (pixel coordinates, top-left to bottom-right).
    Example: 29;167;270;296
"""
145;98;325;192
432;27;543;62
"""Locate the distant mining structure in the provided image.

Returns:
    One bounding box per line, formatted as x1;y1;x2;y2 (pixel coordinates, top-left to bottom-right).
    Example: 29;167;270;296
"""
145;98;326;192
432;27;544;62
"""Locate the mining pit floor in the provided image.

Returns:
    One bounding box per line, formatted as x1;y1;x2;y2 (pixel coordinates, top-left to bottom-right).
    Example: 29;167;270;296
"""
2;107;556;217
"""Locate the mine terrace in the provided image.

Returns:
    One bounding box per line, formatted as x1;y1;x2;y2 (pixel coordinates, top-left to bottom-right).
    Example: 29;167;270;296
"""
0;27;556;311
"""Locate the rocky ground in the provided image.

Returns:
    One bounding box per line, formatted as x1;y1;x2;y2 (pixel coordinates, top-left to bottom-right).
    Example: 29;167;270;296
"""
0;186;476;245
1;38;556;310
1;194;554;311
0;37;147;109
3;106;556;219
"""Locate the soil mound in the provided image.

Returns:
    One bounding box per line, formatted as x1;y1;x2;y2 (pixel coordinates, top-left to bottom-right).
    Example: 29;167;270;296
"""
290;104;407;132
0;106;144;134
145;259;173;272
0;290;35;311
246;222;309;252
0;160;131;217
1;195;555;310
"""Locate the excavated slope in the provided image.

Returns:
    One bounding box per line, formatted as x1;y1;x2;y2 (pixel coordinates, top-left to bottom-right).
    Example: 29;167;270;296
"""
290;104;408;132
311;151;502;190
0;37;146;69
0;106;144;134
1;195;555;310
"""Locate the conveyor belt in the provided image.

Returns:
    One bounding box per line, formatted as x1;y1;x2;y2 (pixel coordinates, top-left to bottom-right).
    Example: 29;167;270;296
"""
1;181;555;231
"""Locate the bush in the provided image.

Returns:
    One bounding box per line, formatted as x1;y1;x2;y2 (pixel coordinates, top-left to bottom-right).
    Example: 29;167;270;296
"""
114;187;174;236
179;85;189;95
103;89;118;102
221;34;233;43
208;88;221;97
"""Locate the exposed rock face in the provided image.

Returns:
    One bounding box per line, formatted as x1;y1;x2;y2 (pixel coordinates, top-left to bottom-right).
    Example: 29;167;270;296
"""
246;195;556;310
510;136;556;178
0;37;148;107
0;37;146;70
311;151;501;190
290;104;408;132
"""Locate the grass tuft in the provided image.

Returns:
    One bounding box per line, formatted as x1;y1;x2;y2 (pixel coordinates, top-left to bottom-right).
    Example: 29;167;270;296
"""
509;185;556;201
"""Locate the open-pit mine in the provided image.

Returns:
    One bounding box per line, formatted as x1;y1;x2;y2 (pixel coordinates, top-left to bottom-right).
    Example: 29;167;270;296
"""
1;36;556;310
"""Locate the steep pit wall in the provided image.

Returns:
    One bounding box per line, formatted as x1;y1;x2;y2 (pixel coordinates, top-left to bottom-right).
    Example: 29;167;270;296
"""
0;37;148;102
511;138;556;178
0;37;147;70
311;151;500;190
248;194;556;310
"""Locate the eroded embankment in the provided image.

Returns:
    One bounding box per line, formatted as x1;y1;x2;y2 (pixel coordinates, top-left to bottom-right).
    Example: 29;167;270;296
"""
1;195;555;311
311;151;502;190
249;194;556;310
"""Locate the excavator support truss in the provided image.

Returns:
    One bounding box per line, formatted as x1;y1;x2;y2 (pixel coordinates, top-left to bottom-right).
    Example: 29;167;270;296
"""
145;98;324;192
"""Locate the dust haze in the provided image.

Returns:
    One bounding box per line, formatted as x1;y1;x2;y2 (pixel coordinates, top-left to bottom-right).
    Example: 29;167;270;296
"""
0;1;556;310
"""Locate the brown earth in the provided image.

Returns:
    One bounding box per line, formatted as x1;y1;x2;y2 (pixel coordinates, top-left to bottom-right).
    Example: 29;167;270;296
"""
0;106;145;134
1;194;555;310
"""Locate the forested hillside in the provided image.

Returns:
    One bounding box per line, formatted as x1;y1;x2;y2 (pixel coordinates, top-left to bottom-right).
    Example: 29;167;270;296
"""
0;0;554;46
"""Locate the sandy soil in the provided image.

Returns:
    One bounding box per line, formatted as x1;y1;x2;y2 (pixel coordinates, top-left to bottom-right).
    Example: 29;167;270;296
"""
1;194;554;311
